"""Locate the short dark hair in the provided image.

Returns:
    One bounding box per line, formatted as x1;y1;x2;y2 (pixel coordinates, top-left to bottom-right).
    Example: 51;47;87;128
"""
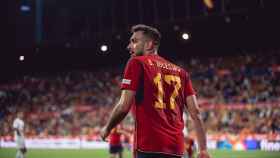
131;24;161;47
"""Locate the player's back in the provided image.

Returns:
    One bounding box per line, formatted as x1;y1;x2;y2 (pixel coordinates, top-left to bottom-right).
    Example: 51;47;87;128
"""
132;54;194;156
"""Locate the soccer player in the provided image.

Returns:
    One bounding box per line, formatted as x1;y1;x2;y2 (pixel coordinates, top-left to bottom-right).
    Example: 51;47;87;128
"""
109;125;124;158
101;24;210;158
13;111;27;158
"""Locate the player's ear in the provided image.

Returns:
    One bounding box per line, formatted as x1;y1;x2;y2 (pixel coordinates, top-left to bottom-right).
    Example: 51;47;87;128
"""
145;40;154;51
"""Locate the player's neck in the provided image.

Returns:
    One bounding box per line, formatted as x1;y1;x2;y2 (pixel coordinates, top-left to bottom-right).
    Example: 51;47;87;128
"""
144;49;158;55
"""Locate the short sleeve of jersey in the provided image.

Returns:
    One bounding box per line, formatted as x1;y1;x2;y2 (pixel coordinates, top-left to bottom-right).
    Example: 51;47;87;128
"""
184;73;195;96
121;58;142;91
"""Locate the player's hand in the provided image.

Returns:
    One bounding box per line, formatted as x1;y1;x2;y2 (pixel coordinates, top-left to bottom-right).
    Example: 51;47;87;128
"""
100;126;110;141
16;130;21;136
197;150;211;158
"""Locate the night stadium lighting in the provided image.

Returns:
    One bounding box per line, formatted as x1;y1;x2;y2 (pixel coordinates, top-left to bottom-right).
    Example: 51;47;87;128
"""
225;16;231;23
182;33;190;40
19;56;25;61
100;45;108;52
173;25;180;31
20;5;31;12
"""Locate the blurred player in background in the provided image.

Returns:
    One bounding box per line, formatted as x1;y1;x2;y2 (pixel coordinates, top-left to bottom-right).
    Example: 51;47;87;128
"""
13;111;27;158
101;24;210;158
109;125;124;158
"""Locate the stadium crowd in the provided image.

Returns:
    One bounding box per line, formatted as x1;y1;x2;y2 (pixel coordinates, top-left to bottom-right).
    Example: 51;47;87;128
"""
0;50;279;139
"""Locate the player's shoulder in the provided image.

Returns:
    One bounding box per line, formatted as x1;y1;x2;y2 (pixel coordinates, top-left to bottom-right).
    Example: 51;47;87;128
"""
126;55;154;68
172;62;186;72
163;58;188;74
126;56;143;64
166;60;189;75
14;118;23;123
13;118;19;122
130;55;147;62
13;118;21;127
125;57;143;69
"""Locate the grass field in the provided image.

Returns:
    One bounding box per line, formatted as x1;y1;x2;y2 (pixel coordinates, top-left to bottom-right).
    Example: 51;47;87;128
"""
1;148;280;158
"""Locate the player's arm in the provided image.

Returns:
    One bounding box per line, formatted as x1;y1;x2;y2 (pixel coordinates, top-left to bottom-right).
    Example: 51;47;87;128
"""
101;90;135;140
185;95;210;158
13;127;21;136
13;122;22;136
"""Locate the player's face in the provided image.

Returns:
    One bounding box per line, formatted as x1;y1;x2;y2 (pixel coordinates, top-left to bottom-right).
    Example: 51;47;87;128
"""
127;31;149;56
18;112;24;119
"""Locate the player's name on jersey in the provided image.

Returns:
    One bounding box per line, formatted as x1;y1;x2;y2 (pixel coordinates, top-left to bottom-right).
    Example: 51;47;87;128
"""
148;59;181;72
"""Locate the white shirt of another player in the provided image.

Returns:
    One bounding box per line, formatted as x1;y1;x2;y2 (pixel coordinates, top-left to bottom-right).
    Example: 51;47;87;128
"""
13;118;25;140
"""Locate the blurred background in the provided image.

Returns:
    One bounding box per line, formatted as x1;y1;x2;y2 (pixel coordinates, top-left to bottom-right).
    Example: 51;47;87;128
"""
1;0;280;157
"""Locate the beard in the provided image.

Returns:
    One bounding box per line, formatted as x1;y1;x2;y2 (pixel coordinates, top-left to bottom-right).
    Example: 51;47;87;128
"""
135;50;144;56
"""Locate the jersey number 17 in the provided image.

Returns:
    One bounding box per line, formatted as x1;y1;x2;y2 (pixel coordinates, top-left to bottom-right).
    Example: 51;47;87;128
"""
153;73;182;110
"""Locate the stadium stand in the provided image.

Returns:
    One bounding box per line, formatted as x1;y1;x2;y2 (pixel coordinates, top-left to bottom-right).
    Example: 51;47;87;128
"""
1;50;279;141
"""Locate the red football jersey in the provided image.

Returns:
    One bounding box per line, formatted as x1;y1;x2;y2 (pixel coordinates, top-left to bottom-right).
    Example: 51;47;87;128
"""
109;128;121;146
121;54;195;156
